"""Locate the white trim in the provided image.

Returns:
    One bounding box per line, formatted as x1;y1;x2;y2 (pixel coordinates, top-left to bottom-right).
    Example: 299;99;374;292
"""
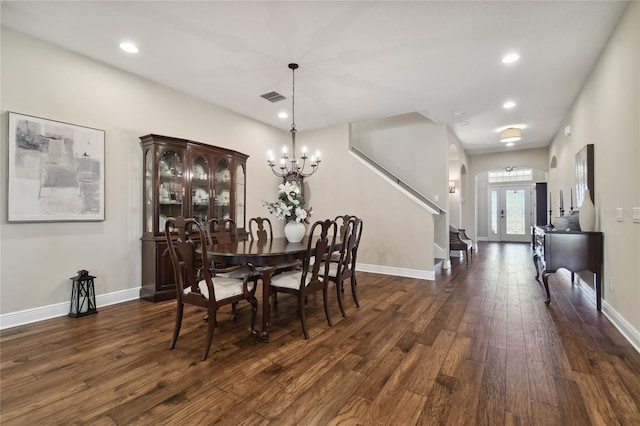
357;263;435;281
0;287;140;330
602;300;640;354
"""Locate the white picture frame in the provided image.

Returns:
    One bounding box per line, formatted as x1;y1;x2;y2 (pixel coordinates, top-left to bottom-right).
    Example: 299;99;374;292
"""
8;112;105;222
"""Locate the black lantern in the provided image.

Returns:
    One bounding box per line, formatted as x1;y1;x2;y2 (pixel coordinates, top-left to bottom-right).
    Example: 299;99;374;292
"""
69;270;98;317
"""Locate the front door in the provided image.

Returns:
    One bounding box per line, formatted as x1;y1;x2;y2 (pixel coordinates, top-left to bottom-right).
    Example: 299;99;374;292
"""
488;185;532;242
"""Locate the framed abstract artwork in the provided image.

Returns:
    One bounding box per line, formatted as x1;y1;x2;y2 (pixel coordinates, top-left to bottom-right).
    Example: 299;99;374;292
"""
575;143;594;208
7;112;105;222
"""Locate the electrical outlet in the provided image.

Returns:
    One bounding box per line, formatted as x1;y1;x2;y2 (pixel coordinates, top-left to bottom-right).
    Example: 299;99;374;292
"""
616;208;624;222
608;277;614;293
633;207;640;223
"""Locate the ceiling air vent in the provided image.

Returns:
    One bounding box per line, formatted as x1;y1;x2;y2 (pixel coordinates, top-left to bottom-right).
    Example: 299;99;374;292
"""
260;91;286;103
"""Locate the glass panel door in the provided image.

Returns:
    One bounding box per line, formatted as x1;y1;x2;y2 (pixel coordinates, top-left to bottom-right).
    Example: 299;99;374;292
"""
488;185;532;242
158;150;183;234
235;164;245;228
214;159;231;221
500;185;531;242
144;149;153;233
191;154;210;225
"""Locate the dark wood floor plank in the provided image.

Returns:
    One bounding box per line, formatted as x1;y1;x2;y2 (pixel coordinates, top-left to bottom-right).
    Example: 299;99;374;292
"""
554;375;593;425
1;242;639;425
475;346;507;425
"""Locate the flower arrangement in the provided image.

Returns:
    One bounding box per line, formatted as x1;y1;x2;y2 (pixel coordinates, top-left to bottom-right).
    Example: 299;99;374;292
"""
263;181;312;223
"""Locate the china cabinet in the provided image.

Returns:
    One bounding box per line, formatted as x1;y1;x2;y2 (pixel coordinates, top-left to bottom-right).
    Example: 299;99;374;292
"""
140;134;248;301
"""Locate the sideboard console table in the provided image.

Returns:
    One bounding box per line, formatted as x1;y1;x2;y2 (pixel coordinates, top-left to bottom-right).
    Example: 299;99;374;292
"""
532;226;604;310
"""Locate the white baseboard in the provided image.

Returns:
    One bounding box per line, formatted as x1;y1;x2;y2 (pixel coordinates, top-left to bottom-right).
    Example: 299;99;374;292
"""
357;263;435;281
0;287;140;330
602;300;640;354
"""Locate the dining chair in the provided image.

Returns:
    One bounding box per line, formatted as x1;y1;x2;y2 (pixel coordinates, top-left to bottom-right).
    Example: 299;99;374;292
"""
449;225;472;266
269;219;337;339
249;216;300;269
322;216;364;316
206;218;239;245
165;216;257;360
330;214;352;261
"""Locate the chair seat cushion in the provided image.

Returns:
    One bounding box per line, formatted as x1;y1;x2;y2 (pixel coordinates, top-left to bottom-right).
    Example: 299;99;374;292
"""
270;269;312;290
320;261;338;278
184;276;251;300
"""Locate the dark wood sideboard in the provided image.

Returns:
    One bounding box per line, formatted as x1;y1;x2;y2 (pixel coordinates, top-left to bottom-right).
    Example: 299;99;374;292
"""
532;226;604;310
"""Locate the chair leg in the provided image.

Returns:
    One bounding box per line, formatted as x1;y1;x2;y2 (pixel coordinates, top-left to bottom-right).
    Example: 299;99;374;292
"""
351;274;360;308
336;281;347;317
323;287;333;326
231;302;238;321
465;249;469;266
170;302;184;350
298;293;309;339
202;308;216;361
249;295;258;336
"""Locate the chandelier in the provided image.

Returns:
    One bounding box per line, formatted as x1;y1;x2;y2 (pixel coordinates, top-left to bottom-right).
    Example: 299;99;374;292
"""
267;63;321;182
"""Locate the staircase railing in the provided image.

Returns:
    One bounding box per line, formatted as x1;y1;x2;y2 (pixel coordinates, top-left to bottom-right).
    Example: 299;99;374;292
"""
350;145;446;215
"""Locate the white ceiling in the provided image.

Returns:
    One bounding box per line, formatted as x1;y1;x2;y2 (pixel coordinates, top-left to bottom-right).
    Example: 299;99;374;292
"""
1;1;628;154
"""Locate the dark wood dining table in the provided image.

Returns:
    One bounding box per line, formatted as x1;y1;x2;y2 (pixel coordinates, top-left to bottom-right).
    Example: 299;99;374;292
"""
202;236;334;342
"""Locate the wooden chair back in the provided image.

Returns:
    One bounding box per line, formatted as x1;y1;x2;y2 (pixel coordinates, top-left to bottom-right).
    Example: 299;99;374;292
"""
206;218;238;245
248;217;273;242
301;219;337;289
165;216;213;305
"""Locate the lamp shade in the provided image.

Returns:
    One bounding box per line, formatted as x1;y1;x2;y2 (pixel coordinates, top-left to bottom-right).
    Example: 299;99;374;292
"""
499;127;522;143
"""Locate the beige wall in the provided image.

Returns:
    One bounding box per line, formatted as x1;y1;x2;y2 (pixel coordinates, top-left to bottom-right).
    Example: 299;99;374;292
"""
548;2;640;332
350;113;454;255
0;28;286;314
301;125;435;272
467;147;549;241
0;28;437;321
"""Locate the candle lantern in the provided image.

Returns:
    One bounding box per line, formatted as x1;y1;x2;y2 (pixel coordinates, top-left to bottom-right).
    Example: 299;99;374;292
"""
69;270;98;317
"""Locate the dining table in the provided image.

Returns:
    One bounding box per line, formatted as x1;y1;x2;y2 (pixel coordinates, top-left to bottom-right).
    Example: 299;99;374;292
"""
201;236;341;342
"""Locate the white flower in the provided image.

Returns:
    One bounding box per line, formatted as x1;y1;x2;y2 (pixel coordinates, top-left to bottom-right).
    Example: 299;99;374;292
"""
263;181;311;223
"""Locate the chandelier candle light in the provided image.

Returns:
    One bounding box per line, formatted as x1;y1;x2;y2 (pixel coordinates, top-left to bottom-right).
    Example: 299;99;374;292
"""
267;63;321;183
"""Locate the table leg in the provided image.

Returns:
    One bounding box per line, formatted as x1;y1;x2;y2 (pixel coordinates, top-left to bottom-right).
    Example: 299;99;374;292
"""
260;268;274;342
542;271;552;305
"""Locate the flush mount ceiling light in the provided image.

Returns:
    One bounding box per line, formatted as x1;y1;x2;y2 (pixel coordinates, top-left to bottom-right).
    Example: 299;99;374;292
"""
503;100;516;109
119;42;138;53
494;124;527;133
278;112;288;119
501;53;520;64
499;127;522;143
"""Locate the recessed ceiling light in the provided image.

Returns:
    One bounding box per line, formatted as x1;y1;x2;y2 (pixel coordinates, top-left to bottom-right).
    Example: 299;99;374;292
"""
119;42;139;54
501;53;520;64
503;100;516;109
278;112;288;119
505;142;515;147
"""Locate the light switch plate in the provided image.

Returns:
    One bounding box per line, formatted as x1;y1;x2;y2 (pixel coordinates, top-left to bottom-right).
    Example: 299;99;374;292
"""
616;208;624;222
633;207;640;223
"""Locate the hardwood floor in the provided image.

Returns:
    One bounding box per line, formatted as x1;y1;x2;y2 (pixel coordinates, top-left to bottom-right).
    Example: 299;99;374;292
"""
2;242;640;425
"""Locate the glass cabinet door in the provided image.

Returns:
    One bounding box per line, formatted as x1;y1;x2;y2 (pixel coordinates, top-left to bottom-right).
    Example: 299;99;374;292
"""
158;150;184;233
235;164;245;229
191;154;210;225
144;148;153;233
214;159;231;221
